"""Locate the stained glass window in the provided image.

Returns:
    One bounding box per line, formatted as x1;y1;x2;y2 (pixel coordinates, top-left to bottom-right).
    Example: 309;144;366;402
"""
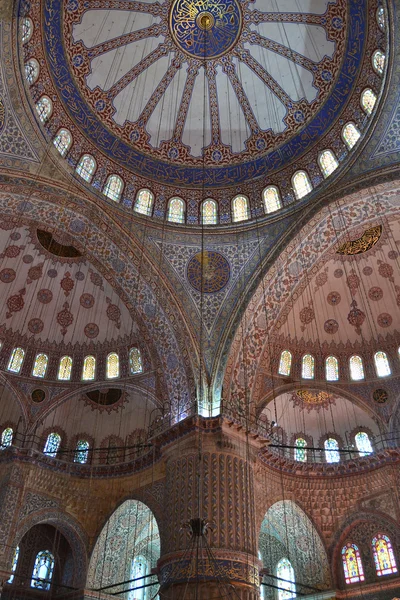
134;189;154;216
53;128;72;157
7;546;19;584
35;96;52;123
372;50;386;75
201;199;218;225
325;356;339;381
263;186;281;213
361;89;377;115
342;123;361;150
129;347;143;375
43;433;61;458
103;174;123;202
76;154;96;182
129;556;147;600
167;197;185;223
294;438;307;462
32;353;48;378
324;438;340;463
374;351;391;377
355;432;373;457
232;195;250;222
25;59;39;84
292;171;312;200
342;543;365;584
58;356;72;381
8;347;25;374
349;355;365;381
82;355;96;381
276;558;296;600
22;17;33;43
372;534;398;576
31;550;54;590
319;150;339;178
278;350;292;376
301;354;315;379
74;439;90;464
106;352;119;379
1;427;13;448
377;6;385;30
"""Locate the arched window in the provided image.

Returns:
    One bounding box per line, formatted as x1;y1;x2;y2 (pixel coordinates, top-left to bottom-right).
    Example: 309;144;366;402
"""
377;6;385;30
263;186;281;213
278;350;292;376
24;58;39;84
31;550;55;590
1;427;13;448
129;556;148;600
43;433;61;458
74;439;90;464
301;354;315;379
53;128;72;157
167;197;185;223
106;352;119;379
32;353;48;378
318;150;339;178
103;174;123;202
372;50;386;75
294;438;307;462
355;431;373;456
372;534;398;576
82;355;96;381
129;347;143;374
361;89;377;115
324;438;340;463
22;17;33;43
58;356;72;381
8;347;25;374
325;356;339;381
201;199;218;225
232;195;250;222
276;558;296;600
349;355;365;381
374;351;391;377
292;171;312;200
342;543;365;584
134;189;154;216
342;123;361;150
76;154;96;182
7;546;19;584
35;96;52;123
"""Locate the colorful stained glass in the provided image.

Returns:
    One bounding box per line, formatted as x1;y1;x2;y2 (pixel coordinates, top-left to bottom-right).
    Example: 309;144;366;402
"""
301;354;315;379
103;174;123;202
25;59;39;84
342;543;365;584
76;154;96;182
134;189;154;216
294;438;307;462
276;558;296;600
319;150;339;178
263;186;281;213
31;550;54;590
292;171;312;200
8;347;25;373
74;439;90;464
377;6;385;30
278;350;292;376
355;431;373;457
58;356;72;381
129;347;143;374
372;534;398;576
373;50;385;75
82;355;96;380
325;438;340;463
43;433;61;458
349;355;365;381
106;352;119;379
35;96;52;122
232;195;250;222
53;128;72;156
325;356;339;381
167;197;185;223
201;199;218;225
32;353;48;378
342;123;361;150
22;17;33;43
361;89;377;115
8;546;19;583
374;351;391;377
1;427;13;448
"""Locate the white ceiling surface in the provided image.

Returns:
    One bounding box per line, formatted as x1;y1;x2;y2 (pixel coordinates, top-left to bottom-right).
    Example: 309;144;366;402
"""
72;0;336;154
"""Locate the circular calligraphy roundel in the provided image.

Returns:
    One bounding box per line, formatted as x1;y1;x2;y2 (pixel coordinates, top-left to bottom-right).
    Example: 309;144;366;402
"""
187;251;230;293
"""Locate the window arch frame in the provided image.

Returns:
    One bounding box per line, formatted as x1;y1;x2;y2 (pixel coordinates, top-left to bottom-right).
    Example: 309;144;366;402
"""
278;350;292;376
374;351;391;377
32;353;49;378
7;545;20;584
134;188;154;216
167;197;186;224
294;438;307;462
106;352;120;379
325;355;339;381
103;174;124;202
324;437;340;463
74;439;90;464
232;194;250;223
349;355;365;381
76;154;96;183
82;355;96;381
31;550;55;590
372;49;386;75
35;95;53;123
262;185;282;214
341;542;365;584
276;557;296;600
58;355;73;381
292;170;312;200
318;149;339;178
24;58;39;85
8;347;25;374
301;354;315;379
1;426;14;448
354;431;373;457
129;347;143;375
53;128;72;157
201;198;218;225
342;122;361;150
43;432;61;458
21;17;33;43
361;88;377;116
372;533;398;576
